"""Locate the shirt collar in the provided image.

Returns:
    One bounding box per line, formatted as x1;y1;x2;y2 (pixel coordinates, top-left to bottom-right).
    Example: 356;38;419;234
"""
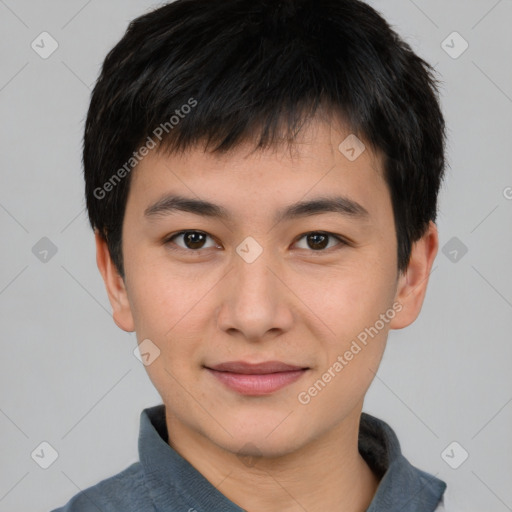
359;412;446;511
139;404;446;511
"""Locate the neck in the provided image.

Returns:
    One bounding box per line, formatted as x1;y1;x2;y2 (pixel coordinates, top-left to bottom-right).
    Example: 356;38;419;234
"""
165;405;380;512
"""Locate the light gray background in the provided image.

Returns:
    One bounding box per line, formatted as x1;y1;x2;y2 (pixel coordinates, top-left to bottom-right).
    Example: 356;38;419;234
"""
0;1;511;511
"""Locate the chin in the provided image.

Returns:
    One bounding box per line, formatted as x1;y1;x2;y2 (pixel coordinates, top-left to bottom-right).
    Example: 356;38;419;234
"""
209;415;310;458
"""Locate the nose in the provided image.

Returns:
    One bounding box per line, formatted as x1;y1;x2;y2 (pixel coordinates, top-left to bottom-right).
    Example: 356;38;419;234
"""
215;246;294;342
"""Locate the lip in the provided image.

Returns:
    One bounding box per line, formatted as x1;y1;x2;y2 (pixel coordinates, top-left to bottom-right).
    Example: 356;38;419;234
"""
205;361;309;395
208;360;306;374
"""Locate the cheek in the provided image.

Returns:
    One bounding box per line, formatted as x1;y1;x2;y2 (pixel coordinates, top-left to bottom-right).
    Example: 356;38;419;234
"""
309;262;395;342
127;268;210;375
298;281;392;416
126;253;204;335
298;260;395;401
131;281;206;405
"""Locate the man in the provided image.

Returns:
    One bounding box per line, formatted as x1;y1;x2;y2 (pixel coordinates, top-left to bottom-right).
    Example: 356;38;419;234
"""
53;0;448;510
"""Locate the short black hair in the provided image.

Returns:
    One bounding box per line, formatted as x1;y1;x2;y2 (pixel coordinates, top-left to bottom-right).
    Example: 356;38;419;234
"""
84;0;446;280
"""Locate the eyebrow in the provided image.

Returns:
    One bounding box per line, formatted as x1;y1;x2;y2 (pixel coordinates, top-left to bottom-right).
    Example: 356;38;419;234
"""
144;194;370;224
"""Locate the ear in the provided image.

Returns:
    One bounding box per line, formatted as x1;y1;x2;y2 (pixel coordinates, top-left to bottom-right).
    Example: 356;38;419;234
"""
389;220;439;330
94;230;135;332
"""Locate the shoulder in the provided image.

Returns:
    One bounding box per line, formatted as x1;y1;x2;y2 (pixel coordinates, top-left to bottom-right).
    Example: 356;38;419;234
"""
49;462;153;512
434;497;445;511
434;483;463;512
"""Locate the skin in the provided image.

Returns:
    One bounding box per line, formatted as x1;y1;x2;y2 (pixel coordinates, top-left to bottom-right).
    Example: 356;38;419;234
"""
96;116;439;512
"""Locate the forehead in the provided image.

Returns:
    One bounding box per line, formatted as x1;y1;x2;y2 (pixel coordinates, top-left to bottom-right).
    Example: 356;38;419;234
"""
126;119;389;226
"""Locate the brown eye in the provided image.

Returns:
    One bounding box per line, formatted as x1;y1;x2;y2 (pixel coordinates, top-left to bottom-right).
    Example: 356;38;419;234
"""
165;231;217;251
164;230;347;254
294;231;346;251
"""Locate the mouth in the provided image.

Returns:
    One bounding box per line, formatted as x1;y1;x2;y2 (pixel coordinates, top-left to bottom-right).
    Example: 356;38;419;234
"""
204;361;310;395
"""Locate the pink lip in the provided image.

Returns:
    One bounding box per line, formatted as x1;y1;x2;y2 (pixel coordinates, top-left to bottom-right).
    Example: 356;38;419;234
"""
205;361;309;395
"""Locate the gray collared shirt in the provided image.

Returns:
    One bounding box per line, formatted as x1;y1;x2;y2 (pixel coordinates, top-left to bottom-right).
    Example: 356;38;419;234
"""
50;404;446;511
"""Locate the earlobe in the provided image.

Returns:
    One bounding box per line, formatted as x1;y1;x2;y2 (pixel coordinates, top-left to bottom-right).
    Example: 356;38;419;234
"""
389;221;439;330
94;230;135;332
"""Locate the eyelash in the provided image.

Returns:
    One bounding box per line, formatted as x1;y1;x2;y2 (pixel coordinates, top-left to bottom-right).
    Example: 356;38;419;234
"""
163;230;349;254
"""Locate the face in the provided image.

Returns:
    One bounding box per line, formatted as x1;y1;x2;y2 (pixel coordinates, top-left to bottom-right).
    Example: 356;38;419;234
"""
96;118;438;458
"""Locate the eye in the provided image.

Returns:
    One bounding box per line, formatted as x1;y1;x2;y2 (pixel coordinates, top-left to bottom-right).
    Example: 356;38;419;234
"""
163;230;348;253
293;231;347;252
164;230;218;251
